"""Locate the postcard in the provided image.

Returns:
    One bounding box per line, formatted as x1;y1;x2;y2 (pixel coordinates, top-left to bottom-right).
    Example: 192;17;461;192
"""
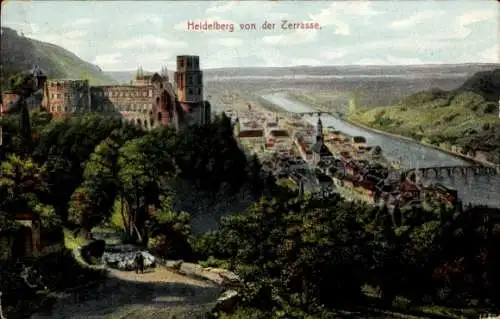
0;1;499;318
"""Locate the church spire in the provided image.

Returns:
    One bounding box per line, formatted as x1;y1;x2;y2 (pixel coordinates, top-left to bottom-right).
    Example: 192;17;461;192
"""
316;114;323;144
161;65;169;80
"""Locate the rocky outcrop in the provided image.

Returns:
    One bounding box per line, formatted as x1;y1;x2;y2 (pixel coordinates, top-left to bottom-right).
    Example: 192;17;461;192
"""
159;260;243;288
158;259;243;314
214;289;239;314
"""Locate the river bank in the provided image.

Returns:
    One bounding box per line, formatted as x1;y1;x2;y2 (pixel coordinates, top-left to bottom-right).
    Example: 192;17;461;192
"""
260;91;500;207
282;91;499;170
344;116;498;169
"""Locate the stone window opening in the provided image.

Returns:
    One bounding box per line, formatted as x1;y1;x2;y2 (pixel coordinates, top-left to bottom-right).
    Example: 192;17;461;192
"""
188;76;192;85
157;112;162;122
156;97;160;105
188;88;194;95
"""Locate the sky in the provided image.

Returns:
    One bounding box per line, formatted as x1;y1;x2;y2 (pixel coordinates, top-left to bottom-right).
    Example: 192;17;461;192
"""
1;0;498;71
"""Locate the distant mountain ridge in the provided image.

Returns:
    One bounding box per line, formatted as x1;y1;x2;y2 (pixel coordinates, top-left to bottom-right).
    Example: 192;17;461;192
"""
0;27;115;90
106;64;499;84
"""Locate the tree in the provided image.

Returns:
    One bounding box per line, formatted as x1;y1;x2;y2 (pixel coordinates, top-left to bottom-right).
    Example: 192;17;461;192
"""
19;100;32;155
372;145;383;157
117;130;178;242
148;196;192;259
0;155;58;231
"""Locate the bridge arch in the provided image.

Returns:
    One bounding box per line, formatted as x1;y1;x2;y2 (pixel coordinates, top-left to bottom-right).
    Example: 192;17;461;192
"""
405;165;497;180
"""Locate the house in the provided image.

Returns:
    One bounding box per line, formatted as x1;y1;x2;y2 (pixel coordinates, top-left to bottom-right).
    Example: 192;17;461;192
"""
266;129;292;155
238;129;265;152
398;180;421;199
0;212;64;261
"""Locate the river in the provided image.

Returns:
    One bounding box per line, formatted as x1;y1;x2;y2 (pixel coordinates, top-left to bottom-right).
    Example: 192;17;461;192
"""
261;92;500;208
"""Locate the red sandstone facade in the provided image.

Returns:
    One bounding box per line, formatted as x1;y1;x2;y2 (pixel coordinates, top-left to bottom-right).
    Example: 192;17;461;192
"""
39;55;211;129
1;92;20;113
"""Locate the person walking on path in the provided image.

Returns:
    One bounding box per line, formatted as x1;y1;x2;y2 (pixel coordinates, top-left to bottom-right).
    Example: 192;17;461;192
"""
135;252;145;274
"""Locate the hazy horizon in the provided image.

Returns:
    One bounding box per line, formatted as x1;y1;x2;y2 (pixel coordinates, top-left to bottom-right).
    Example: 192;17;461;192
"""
104;62;499;73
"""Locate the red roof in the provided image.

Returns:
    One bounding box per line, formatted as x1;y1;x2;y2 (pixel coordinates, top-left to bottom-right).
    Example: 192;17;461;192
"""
238;129;264;138
399;180;420;192
269;130;289;138
14;213;38;221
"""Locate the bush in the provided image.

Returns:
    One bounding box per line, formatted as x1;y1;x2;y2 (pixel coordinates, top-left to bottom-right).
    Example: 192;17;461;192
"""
484;103;496;114
81;239;105;264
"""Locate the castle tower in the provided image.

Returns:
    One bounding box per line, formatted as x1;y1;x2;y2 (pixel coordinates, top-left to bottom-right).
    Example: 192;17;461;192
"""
175;55;206;125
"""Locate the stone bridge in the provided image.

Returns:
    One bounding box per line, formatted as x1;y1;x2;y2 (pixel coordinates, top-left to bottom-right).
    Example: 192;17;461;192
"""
281;111;324;118
405;165;498;179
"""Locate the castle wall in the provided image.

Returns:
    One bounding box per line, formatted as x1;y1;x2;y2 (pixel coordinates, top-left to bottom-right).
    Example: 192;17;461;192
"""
1;92;20;112
43;80;90;114
35;57;208;129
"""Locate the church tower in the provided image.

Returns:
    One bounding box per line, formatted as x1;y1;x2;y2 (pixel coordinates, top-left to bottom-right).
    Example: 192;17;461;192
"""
316;115;324;144
175;55;208;125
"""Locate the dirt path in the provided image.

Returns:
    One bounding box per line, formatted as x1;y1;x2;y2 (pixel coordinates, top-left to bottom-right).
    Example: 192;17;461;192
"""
31;267;222;319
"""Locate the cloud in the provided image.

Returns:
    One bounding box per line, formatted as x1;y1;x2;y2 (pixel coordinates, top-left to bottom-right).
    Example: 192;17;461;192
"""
293;58;322;66
113;35;187;50
205;1;237;14
214;37;243;48
132;53;175;70
65;18;95;28
262;30;319;46
133;15;163;27
457;10;496;26
65;30;87;39
390;11;444;29
3;21;40;35
309;8;350;35
93;53;122;68
267;12;290;21
309;1;381;36
356;55;425;66
386;55;424;65
320;50;348;60
356;58;388;65
428;10;498;40
479;45;499;62
254;47;285;67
